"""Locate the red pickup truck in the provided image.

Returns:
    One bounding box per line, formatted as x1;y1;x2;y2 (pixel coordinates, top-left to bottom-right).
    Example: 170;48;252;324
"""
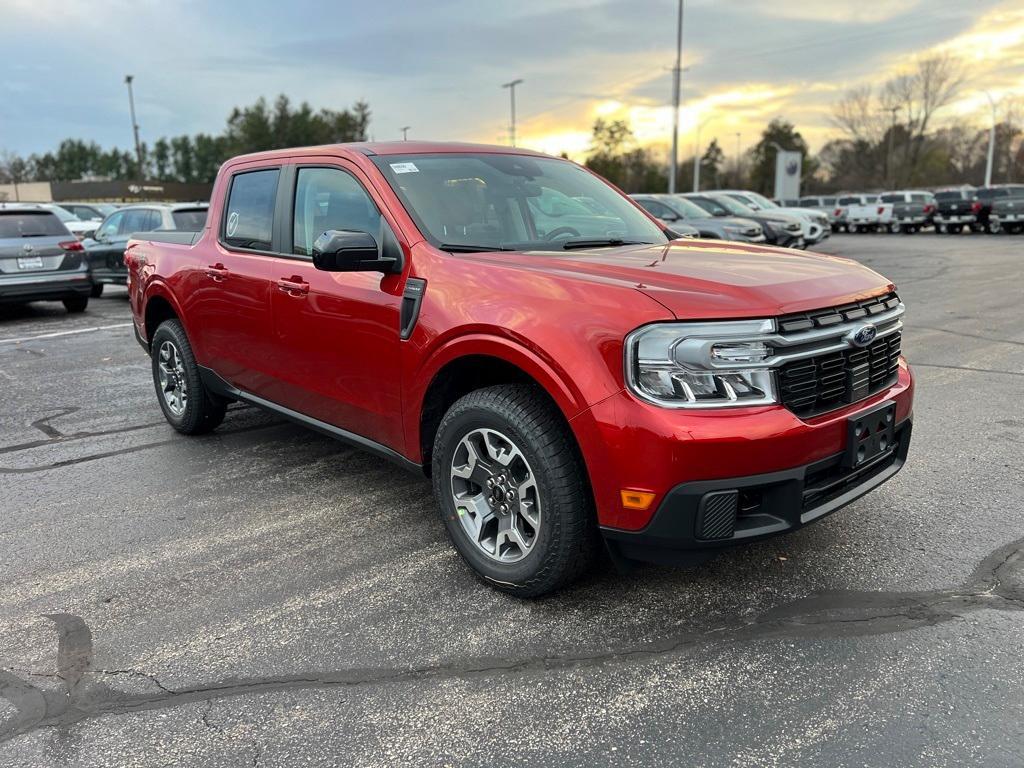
126;142;914;596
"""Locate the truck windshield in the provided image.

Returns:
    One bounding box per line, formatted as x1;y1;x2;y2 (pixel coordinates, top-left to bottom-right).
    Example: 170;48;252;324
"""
372;153;666;251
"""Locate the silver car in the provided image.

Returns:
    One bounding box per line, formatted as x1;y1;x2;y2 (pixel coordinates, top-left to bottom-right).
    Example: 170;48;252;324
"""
630;194;765;243
0;207;91;312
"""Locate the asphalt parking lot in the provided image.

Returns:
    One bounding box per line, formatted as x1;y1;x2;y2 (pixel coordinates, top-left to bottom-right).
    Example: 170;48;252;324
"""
1;233;1023;767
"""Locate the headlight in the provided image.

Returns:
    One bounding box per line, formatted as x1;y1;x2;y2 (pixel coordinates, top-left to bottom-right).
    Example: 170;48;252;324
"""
625;320;778;408
722;224;748;235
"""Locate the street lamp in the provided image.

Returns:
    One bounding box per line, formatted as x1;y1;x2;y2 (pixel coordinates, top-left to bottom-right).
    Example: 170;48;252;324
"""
668;0;685;194
501;79;524;147
124;75;144;180
983;91;998;187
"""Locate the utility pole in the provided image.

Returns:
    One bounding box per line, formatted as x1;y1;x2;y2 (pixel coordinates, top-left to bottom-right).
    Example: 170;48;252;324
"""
400;126;411;141
502;79;523;147
124;75;144;180
983;91;997;187
884;106;900;189
668;0;684;194
735;131;741;180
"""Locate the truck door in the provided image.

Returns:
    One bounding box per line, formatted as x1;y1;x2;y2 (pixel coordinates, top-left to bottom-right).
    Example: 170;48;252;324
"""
181;167;280;396
260;162;406;453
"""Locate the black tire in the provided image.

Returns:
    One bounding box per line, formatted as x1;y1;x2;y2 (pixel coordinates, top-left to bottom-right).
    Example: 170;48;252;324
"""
90;283;105;298
63;296;88;313
948;224;963;234
1008;224;1023;235
150;319;227;435
432;384;598;597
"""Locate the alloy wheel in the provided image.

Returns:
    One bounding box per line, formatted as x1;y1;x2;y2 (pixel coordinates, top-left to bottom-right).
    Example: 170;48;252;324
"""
157;340;188;417
449;428;541;563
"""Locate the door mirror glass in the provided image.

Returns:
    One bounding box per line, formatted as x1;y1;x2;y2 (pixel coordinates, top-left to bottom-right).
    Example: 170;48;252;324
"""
312;230;396;272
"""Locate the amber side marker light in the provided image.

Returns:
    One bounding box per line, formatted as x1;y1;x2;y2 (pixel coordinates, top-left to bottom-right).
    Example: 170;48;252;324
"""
620;490;657;510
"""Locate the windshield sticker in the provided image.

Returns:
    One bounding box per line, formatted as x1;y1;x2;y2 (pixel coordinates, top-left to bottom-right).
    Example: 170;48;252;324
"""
226;211;239;237
390;162;419;174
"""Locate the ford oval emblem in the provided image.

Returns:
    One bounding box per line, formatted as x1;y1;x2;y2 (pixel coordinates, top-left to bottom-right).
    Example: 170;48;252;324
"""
851;324;877;348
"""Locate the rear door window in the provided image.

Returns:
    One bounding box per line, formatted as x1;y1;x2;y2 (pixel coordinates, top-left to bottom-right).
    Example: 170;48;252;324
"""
637;200;674;220
120;208;160;235
0;211;69;238
224;169;280;250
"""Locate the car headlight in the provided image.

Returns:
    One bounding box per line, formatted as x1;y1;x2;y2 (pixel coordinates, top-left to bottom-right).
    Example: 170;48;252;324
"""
722;224;749;235
625;320;778;408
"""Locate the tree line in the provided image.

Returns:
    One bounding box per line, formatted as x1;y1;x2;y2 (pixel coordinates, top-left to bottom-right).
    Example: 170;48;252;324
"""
0;95;370;186
587;55;1023;195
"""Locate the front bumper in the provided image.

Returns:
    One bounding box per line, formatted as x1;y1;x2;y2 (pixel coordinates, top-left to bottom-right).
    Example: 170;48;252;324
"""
992;213;1024;223
935;214;976;225
0;270;91;303
603;419;911;565
573;361;914;562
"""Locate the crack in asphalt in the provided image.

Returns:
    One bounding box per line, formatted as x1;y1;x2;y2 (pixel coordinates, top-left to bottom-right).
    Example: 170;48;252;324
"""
0;418;281;474
1;537;1022;745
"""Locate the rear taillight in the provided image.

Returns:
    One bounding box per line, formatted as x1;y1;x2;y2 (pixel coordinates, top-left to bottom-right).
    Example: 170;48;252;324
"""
877;206;885;215
924;204;935;214
971;201;982;213
834;208;842;216
59;240;84;251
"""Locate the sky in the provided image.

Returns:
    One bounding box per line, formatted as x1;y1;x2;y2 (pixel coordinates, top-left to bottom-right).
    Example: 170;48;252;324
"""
1;0;1022;164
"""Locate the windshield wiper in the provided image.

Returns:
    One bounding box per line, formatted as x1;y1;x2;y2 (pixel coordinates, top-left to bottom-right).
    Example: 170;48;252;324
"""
560;237;651;250
438;243;514;253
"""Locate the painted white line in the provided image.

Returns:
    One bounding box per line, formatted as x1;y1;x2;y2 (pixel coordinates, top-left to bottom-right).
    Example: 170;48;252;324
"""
0;322;134;346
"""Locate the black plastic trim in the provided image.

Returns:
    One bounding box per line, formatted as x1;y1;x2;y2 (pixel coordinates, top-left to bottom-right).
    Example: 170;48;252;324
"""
399;278;426;340
198;365;423;475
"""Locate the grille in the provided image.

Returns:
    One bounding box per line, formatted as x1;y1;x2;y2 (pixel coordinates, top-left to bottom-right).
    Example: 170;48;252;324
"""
777;293;903;418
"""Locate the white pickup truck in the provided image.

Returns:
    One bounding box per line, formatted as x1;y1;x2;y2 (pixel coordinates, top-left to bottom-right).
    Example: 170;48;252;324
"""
835;194;893;233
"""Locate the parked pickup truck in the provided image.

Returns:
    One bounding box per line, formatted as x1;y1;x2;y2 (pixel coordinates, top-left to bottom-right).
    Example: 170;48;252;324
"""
126;142;914;597
879;191;936;233
990;192;1024;234
933;188;981;234
836;195;892;233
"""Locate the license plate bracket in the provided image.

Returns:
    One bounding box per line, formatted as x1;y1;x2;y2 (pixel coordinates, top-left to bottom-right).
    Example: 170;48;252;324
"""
844;400;896;469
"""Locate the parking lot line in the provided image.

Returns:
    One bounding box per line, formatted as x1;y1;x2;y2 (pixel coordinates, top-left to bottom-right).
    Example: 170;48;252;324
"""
0;323;133;346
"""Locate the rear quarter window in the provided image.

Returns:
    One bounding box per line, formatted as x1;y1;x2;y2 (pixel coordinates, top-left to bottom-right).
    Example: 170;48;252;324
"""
0;211;70;238
223;169;280;249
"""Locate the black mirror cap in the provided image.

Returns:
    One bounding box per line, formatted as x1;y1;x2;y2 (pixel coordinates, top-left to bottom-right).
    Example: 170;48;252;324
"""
311;229;398;273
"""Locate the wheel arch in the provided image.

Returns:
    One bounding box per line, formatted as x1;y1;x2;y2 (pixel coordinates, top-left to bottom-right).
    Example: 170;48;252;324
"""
142;285;187;346
411;336;592;475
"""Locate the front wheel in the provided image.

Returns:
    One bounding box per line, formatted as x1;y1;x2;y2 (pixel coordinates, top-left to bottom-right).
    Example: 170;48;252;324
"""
63;296;88;313
150;319;227;435
432;384;598;597
947;224;963;234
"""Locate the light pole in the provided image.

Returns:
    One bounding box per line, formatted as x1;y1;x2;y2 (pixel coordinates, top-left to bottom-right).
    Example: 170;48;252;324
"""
692;115;712;192
668;0;685;194
502;79;523;147
735;131;741;180
124;75;143;180
983;91;998;187
400;126;411;141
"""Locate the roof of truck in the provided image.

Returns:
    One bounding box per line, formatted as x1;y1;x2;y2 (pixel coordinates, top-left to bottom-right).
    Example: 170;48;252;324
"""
228;141;551;165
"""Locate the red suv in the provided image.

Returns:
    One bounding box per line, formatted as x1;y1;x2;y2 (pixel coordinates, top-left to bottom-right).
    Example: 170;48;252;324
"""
127;142;914;596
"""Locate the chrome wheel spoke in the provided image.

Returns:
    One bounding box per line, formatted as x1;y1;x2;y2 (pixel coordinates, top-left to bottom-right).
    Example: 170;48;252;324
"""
156;340;187;417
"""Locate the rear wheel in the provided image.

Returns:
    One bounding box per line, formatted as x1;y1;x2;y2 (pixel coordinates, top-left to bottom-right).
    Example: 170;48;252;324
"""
432;384;598;597
150;319;226;435
90;283;105;298
63;296;88;313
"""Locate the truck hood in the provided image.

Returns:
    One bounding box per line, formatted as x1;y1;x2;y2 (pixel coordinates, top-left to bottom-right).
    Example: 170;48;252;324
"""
462;240;893;320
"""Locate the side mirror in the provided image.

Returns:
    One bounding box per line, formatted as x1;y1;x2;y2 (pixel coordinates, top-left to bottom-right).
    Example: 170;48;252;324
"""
312;230;397;273
662;212;680;222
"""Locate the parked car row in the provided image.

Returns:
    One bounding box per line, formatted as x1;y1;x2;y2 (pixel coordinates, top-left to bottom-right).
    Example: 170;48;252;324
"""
631;190;821;249
794;184;1024;235
0;202;208;312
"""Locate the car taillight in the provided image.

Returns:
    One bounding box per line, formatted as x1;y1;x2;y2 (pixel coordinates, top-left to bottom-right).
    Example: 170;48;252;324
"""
59;240;84;251
834;208;842;216
971;201;982;213
924;204;935;214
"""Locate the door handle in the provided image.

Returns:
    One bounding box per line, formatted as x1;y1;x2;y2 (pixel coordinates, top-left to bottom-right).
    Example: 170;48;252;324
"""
205;263;229;282
276;276;309;296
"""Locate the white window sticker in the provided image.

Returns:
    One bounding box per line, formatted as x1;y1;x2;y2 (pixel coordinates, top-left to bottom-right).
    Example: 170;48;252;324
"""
390;162;419;174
